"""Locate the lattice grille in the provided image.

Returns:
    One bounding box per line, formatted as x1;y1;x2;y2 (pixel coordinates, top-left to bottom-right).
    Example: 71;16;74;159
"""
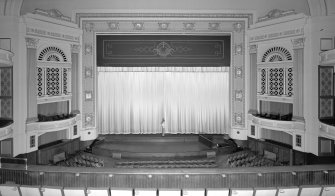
268;68;285;96
63;68;68;94
320;98;333;118
46;68;60;96
261;46;292;62
260;69;266;94
286;68;293;96
1;99;12;118
319;67;333;96
37;67;44;97
0;68;12;96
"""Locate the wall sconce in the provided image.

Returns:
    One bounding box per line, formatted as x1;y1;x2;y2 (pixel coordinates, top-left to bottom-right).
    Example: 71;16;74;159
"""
291;171;296;176
221;174;226;178
257;173;262;177
39;171;44;175
147;174;152;178
75;173;80;177
184;174;190;178
324;170;329;174
108;174;114;177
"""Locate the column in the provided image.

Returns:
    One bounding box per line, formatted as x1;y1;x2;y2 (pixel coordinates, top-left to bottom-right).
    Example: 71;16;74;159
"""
291;37;305;120
249;44;258;114
25;37;39;122
71;44;80;114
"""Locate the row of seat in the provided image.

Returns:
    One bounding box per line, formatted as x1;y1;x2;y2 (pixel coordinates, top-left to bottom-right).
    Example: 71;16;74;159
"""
1;184;334;196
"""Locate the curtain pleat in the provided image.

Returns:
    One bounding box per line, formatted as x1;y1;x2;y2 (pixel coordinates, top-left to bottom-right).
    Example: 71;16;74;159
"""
97;68;230;134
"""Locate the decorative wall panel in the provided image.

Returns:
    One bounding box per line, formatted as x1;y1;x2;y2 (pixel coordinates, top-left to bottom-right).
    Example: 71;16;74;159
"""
96;35;230;67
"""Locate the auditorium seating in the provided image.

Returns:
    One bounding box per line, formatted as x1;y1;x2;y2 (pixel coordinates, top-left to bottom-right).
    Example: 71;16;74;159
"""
321;185;335;196
254;187;277;196
3;184;335;196
41;186;63;196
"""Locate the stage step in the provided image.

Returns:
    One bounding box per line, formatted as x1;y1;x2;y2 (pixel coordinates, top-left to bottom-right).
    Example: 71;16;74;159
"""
92;135;216;159
102;134;199;143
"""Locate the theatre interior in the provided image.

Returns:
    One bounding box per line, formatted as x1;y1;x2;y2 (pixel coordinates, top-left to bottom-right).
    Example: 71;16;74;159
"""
1;0;335;195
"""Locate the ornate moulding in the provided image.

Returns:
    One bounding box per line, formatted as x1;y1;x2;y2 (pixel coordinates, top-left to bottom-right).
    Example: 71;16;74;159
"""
320;49;335;65
77;11;251;132
257;9;296;23
0;49;14;66
26;114;81;134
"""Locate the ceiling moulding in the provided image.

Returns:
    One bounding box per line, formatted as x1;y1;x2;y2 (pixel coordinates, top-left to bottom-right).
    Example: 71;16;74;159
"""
75;11;254;27
33;8;72;22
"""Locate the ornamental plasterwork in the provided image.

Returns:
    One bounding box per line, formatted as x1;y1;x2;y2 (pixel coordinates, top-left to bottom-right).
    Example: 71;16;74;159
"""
235;90;243;102
234;44;243;55
133;22;144;30
84;44;93;55
84;113;94;127
107;21;119;30
249;44;258;54
234;113;243;126
234;67;243;78
71;44;81;53
208;22;220;30
291;37;305;49
249;27;304;43
84;22;95;32
33;8;72;22
257;9;296;23
183;23;195;31
25;37;39;49
158;22;170;30
26;27;80;43
233;22;243;32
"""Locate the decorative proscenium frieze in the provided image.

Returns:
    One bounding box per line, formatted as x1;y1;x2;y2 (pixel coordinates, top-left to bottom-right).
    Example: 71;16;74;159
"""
249;44;258;54
234;113;243;126
33;8;72;22
291;37;305;49
107;21;119;30
133;22;144;30
208;22;220;30
249;27;304;43
158;22;170;31
71;44;81;53
257;9;296;23
25;37;39;49
233;22;243;32
84;44;93;55
26;27;80;43
183;23;195;31
234;67;243;78
84;22;95;32
234;44;243;55
235;90;243;102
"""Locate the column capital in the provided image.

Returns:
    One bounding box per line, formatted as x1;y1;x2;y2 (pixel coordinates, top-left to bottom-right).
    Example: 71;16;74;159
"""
249;44;258;54
291;37;305;49
25;37;39;49
71;44;81;53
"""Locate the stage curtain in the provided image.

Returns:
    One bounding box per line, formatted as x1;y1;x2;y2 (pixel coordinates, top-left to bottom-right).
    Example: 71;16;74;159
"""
97;67;230;134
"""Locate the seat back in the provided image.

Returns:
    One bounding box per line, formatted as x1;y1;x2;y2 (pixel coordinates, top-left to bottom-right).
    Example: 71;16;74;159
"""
254;187;277;196
299;185;322;196
110;188;133;196
41;186;63;196
159;189;181;196
134;188;156;196
230;189;254;196
63;187;86;196
20;185;42;196
277;187;299;196
87;187;110;196
182;189;205;196
0;184;20;196
206;188;229;196
321;185;335;196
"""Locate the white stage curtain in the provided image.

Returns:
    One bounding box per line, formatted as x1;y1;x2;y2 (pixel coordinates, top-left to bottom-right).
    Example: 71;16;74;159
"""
97;67;230;134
